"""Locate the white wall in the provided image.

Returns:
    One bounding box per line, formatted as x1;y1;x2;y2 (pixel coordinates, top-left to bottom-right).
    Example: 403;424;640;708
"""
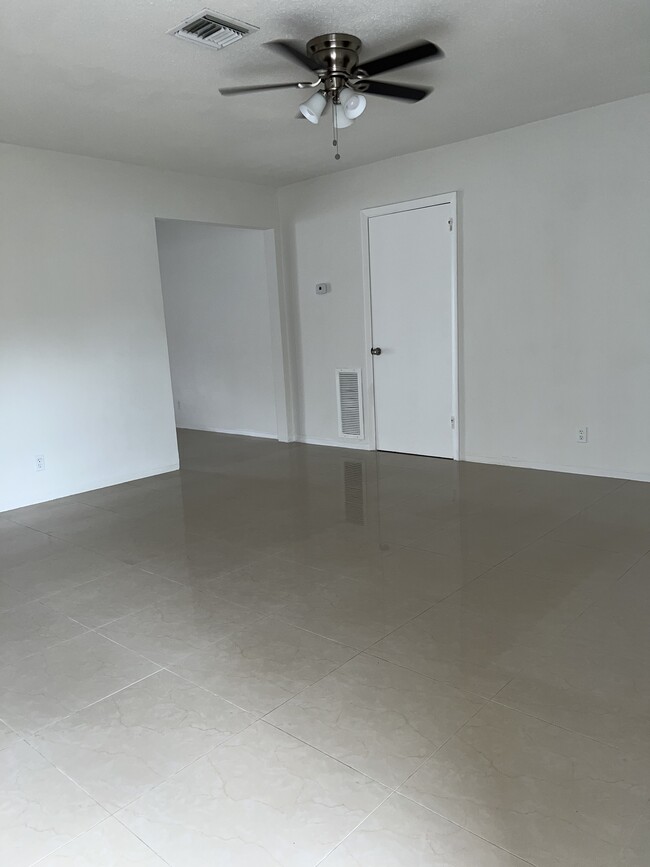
279;94;650;480
3;94;649;513
0;143;279;511
156;221;277;438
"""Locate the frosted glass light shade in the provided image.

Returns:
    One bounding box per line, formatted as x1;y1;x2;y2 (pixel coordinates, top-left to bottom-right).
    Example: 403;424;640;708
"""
334;103;354;129
340;87;367;119
299;91;327;124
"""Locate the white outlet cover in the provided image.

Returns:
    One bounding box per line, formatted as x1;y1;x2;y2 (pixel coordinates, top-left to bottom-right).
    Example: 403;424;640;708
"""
577;427;588;443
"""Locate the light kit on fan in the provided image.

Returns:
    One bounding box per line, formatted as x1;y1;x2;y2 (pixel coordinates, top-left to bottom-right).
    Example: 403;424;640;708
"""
339;88;366;119
219;33;443;160
299;91;327;124
299;89;359;159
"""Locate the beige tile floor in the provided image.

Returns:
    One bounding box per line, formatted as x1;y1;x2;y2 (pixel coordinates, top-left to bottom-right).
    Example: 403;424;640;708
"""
0;428;648;866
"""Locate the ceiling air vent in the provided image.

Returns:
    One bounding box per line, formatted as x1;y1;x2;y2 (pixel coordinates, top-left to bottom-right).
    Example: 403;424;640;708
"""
336;369;364;439
170;10;258;50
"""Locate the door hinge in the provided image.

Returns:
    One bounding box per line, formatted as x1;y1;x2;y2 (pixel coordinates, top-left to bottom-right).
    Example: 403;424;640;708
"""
451;416;456;430
448;217;453;232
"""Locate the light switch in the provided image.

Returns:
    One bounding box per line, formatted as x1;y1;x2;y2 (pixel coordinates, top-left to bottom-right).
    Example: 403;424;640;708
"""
315;283;330;295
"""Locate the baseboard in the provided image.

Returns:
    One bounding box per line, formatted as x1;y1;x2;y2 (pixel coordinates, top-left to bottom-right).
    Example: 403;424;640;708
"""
294;435;374;451
464;453;650;483
178;425;278;440
1;461;180;513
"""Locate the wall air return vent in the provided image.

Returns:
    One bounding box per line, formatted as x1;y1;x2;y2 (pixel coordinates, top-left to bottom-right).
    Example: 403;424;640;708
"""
170;10;258;50
336;369;364;439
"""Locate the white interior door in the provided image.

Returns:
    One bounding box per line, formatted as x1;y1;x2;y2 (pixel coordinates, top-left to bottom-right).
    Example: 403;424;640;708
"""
369;203;455;457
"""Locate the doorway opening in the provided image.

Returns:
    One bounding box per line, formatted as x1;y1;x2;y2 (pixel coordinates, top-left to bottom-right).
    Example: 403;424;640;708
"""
155;219;292;443
361;193;459;459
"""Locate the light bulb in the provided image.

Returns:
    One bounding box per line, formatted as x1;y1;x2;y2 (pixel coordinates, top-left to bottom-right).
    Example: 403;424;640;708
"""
299;91;327;124
339;87;367;119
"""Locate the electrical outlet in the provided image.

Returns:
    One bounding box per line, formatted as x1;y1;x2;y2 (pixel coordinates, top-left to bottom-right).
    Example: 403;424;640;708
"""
577;427;588;443
35;455;45;471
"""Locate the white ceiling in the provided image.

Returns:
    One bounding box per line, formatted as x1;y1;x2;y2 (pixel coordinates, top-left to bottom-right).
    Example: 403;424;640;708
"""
2;0;649;185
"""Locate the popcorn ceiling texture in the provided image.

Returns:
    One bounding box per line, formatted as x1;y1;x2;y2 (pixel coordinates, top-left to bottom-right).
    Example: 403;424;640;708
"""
1;0;649;184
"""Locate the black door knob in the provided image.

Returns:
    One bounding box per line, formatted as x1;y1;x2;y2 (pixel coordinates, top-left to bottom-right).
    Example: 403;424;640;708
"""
371;347;382;356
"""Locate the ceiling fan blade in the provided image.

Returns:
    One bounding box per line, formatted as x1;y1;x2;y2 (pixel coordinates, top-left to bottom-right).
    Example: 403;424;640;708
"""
266;40;321;72
219;82;309;96
358;40;442;78
357;80;432;102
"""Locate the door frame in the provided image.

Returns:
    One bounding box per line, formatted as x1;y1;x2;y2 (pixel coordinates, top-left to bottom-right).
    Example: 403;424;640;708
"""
360;192;460;459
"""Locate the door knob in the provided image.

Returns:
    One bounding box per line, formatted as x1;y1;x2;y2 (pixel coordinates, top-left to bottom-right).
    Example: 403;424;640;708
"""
371;347;382;356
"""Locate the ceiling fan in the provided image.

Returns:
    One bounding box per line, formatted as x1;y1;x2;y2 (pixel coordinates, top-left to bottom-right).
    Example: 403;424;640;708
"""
219;33;443;159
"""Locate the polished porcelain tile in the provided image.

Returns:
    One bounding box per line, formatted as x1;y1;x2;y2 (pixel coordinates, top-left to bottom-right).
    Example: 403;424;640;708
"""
407;529;518;567
267;653;484;787
495;636;650;755
50;514;193;565
370;601;545;698
502;536;638;583
0;600;86;666
98;586;260;665
369;545;490;602
374;500;447;546
137;535;265;583
71;480;178;515
401;702;649;867
209;505;344;553
4;498;112;535
0;719;21;752
31;669;254;812
119;720;387;867
0;740;107;867
563;554;650;660
0;545;126;602
368;467;451;508
277;573;434;649
279;524;392;581
502;466;623;505
37;818;168;865
320;793;529;866
407;510;558;565
445;556;619;634
0;579;33;613
0;631;158;734
172;616;357;714
0;525;69;571
46;565;183;628
619;816;650;867
205;555;334;614
2;431;650;866
545;510;650;554
576;480;650;528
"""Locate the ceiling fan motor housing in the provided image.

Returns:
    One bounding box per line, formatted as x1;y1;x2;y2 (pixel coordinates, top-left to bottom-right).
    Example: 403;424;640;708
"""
306;33;363;97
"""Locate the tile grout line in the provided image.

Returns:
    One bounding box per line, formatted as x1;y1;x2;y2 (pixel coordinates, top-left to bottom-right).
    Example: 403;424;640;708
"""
486;690;648;755
261;715;389;790
309;693;537;866
394;786;539;867
26;667;165;738
312;787;394;866
27;815;111;867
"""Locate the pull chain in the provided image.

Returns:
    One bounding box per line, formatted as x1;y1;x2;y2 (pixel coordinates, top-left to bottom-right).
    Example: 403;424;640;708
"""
331;100;341;160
